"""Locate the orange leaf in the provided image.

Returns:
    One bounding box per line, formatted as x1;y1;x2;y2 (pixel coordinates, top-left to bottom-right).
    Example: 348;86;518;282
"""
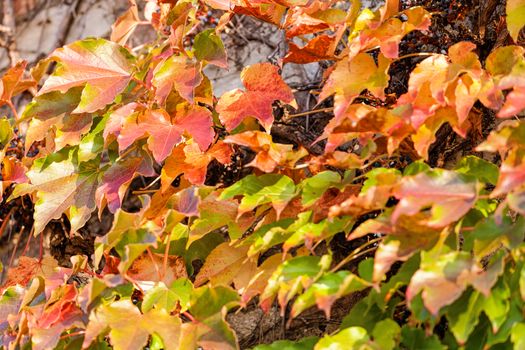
217;63;294;131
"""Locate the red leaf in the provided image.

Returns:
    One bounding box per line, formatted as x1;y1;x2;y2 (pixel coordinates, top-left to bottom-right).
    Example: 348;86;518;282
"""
152;56;202;105
217;63;294;131
284;35;337;64
96;155;155;213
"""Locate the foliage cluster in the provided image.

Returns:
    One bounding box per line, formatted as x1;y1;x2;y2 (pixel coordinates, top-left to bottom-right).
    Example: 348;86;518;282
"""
1;0;525;348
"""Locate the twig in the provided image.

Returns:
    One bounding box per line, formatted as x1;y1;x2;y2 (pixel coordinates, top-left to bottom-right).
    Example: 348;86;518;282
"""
288;107;334;118
330;236;382;273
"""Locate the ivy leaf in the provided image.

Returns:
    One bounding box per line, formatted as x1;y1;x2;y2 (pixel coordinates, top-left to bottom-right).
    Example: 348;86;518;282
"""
190;191;254;241
161;141;232;187
300;171;342;207
216;63;295;131
220;174;296;217
399;327;445;349
506;0;525;42
38;38;135;113
291;271;370;318
193;29;228;68
141;107;214;163
0;61;34;105
315;327;370;350
406;249;502;315
142;278;193;313
284;34;337;64
225;131;307;173
96;153;155;213
372;319;401;350
455;156;499;185
110;0;140;45
152;56;202;105
194;242;255;287
260;255;329;311
10;154;99;234
392;170;478;228
320;53;390;118
188;286;239;350
253;337;318;350
446;289;485;345
83;299;182;350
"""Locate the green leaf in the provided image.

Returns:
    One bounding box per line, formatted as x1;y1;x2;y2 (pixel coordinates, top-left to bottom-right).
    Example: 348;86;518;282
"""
372;319;401;350
189;285;239;321
455;156;499;185
142;278;193;313
507;0;525;41
253;337;318;350
0;117;13;149
358;259;374;283
21;87;83;122
483;279;510;333
315;327;370;350
446;289;484;344
261;255;329;310
300;171;341;207
511;323;525;349
400;327;445;350
403;160;430;175
220;174;296;216
194;29;228;68
291;271;369;318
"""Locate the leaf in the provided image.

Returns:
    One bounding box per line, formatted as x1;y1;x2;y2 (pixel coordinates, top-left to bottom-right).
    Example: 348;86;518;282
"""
291;271;369;318
225;131;307;173
320;53;391;118
95;153;155;213
406;249;502;315
142;278;193;313
216;63;294;131
83;299;182;350
253;337;318;350
511;322;525;349
392;169;478;228
284;34;337;64
399;327;445;350
194;242;255;287
220;174;296;217
0;117;13;149
506;0;525;41
446;289;485;344
38;38;135;113
110;0;140;45
260;255;328;311
194;29;228;68
161;141;232;187
455;156;499;185
10;154;99;234
190;191;253;241
141;107;214;162
152;56;202;105
350;213;441;282
300;171;342;207
314;327;370;350
372;319;401;350
0;61;35;105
